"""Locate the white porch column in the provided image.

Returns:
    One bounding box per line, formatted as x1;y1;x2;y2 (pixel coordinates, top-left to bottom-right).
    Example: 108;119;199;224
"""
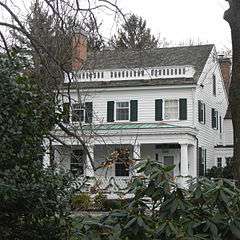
133;143;141;175
188;145;197;178
179;143;189;187
85;145;95;177
181;144;189;176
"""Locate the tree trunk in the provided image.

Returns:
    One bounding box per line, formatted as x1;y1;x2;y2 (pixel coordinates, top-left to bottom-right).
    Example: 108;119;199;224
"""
224;0;240;181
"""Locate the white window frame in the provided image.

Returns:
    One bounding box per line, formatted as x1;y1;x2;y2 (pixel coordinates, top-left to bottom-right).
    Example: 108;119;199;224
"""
199;101;206;124
72;103;85;122
115;101;130;122
163;99;179;121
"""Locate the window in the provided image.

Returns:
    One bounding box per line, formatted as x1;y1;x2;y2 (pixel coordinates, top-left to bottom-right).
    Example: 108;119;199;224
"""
198;101;206;124
164;100;179;120
70;149;84;175
213;74;216;96
212;108;218;129
116;102;129;121
226;157;232;166
72;104;84;122
198;147;207;176
115;148;130;177
217;157;222;168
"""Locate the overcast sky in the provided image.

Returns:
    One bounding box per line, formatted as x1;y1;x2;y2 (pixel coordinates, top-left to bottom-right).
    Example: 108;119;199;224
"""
105;0;231;52
1;0;231;52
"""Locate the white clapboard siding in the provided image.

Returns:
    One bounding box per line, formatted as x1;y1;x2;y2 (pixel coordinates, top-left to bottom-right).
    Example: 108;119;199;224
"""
195;47;228;169
223;119;233;146
69;86;194;127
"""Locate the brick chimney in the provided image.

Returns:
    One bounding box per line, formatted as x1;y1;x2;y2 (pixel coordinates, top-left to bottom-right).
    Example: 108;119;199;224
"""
72;33;87;71
218;55;232;93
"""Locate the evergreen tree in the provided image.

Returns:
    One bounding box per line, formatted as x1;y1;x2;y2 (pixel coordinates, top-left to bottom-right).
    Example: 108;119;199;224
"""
28;1;72;92
109;14;158;50
85;16;105;51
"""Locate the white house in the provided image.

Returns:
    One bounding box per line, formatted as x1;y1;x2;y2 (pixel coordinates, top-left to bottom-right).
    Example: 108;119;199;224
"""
214;57;234;168
50;43;230;189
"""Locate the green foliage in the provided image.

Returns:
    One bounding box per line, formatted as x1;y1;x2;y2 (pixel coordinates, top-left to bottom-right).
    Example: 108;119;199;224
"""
109;14;158;50
206;162;234;179
0;52;72;239
72;193;92;210
94;192;107;210
74;160;240;240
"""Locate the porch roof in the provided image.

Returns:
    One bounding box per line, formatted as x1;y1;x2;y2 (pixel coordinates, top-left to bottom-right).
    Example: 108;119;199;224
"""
87;122;179;131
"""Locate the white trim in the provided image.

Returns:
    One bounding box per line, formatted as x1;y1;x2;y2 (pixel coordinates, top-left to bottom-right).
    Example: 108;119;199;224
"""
115;101;130;122
63;84;197;94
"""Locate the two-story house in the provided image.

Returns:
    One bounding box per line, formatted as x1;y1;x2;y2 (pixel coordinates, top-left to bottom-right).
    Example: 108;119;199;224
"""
50;43;229;188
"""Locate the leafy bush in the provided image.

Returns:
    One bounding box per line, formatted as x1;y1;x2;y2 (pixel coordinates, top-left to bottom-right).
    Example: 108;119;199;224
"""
94;192;107;210
102;198;131;211
72;193;92;210
206;162;234;179
0;52;72;240
74;160;240;240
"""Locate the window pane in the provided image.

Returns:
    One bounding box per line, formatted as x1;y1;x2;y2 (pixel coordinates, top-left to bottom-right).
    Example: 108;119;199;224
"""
116;102;129;108
115;162;129;176
217;158;222;168
116;102;129;121
72;109;84;122
71;150;84;175
72;104;84;122
116;109;129;120
164;100;178;120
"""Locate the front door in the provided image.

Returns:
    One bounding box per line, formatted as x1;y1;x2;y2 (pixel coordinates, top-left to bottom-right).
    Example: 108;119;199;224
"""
163;155;174;177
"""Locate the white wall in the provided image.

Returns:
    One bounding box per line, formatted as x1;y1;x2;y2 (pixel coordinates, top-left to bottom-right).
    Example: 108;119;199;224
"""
215;147;233;167
68;86;195;127
195;47;228;169
223;119;233;146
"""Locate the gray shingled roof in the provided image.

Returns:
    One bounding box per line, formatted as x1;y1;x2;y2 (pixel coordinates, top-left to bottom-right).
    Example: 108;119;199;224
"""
82;44;214;82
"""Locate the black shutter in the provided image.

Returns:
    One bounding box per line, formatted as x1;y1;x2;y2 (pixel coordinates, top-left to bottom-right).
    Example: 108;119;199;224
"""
130;100;138;122
198;100;202;122
203;103;206;124
179;98;187;120
107;101;114;122
85;102;93;123
155;99;163;121
212;108;216;129
62;103;70;123
198;147;204;176
220;116;222;133
216;111;219;129
213;74;216;96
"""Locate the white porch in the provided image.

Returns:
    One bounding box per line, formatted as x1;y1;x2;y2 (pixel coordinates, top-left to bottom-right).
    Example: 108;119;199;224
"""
49;123;198;189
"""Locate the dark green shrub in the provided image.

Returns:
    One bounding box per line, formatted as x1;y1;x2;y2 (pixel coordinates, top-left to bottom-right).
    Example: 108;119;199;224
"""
75;160;240;240
94;192;107;210
102;198;131;211
72;193;92;210
0;52;72;240
206;161;234;179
